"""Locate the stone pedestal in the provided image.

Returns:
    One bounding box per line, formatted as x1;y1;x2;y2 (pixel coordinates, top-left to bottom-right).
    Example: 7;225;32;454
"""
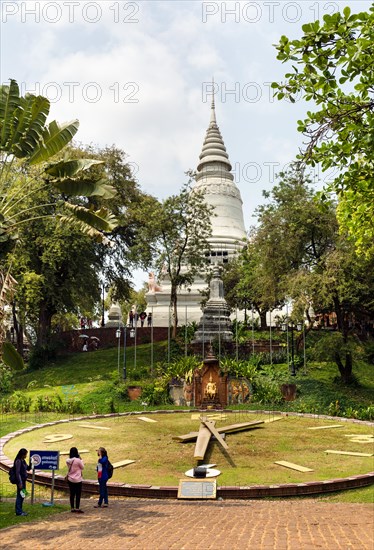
105;303;123;328
192;266;233;347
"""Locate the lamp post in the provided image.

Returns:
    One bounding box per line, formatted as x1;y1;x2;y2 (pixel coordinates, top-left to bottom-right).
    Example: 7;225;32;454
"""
281;319;303;376
101;284;106;327
101;283;109;327
116;327;121;378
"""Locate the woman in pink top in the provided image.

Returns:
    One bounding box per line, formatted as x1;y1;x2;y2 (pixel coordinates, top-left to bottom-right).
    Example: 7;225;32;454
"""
66;447;84;513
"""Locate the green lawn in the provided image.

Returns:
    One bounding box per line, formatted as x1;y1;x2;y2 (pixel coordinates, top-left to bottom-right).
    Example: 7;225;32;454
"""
3;413;374;488
1;412;373;516
0;500;69;530
1;341;373;509
14;341;168;388
6;341;373;418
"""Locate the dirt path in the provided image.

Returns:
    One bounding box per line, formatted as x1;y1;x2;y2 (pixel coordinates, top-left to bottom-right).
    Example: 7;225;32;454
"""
1;498;373;549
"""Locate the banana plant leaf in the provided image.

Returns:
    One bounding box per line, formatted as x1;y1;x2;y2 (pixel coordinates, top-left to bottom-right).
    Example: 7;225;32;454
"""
45;159;104;178
52;177;117;199
29;119;79;165
2;342;24;371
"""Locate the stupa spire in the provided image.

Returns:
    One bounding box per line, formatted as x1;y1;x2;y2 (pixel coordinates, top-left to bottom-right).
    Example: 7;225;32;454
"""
196;90;232;178
193;91;247;259
210;78;217;125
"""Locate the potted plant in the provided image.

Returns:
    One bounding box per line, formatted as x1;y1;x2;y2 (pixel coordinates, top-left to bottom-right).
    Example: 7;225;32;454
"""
280;383;297;401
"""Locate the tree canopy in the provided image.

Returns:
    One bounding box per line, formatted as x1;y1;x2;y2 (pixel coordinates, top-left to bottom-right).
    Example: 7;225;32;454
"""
272;6;374;257
6;144;158;353
0;79;118;367
143;180;213;337
0;79;117;259
223;165;374;382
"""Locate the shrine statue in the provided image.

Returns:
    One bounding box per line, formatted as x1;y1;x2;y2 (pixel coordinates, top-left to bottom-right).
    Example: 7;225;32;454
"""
148;272;162;293
205;374;217;399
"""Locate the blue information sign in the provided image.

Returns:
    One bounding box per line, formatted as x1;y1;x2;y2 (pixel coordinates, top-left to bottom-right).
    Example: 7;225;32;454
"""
30;450;60;471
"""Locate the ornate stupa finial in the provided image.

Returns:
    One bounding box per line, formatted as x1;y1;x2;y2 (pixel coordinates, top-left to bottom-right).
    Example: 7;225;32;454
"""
210;77;216;125
196;79;232;175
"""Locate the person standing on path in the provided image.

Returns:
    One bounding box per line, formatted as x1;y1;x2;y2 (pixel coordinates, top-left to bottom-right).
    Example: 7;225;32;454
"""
94;447;109;508
14;448;31;516
139;311;147;327
66;447;84;513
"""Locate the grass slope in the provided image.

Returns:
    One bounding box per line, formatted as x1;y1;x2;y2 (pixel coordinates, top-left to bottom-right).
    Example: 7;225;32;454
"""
8;342;373;417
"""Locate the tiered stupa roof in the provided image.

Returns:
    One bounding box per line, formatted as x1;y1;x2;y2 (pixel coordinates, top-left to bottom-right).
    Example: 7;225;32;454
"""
196;96;233;179
193;94;247;258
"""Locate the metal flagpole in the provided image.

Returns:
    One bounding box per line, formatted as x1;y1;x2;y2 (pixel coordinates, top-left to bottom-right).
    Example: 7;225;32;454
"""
269;310;273;366
185;304;188;357
236;306;238;362
286;303;290;372
168;305;171;365
251;305;255;355
123;325;127;380
151;306;154;376
202;313;205;358
134;305;137;372
218;306;221;361
303;322;307;375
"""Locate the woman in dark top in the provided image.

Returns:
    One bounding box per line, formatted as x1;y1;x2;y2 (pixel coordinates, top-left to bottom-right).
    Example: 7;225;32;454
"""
14;448;30;516
94;447;109;508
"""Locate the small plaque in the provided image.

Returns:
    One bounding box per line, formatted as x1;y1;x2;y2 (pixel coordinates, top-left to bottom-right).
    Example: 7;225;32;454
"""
178;479;217;499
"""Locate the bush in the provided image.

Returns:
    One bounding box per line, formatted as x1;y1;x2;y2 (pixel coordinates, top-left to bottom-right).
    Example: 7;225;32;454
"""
126;365;149;381
0;397;12;413
63;397;82;414
177;322;198;345
220;358;258;381
252;377;283;405
141;380;172;406
8;391;33;412
257;350;289;366
113;382;131;401
34;394;59;412
356;405;374;421
0;363;14;394
32;393;83;413
105;396;117;413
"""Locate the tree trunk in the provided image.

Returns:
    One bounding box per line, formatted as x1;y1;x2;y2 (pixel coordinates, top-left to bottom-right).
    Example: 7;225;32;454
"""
333;295;348;338
334;350;353;384
170;285;178;340
12;301;24;356
37;303;54;347
259;310;267;330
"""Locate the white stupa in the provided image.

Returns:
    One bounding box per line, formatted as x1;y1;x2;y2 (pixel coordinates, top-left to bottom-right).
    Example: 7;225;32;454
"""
146;97;247;326
194;95;246;262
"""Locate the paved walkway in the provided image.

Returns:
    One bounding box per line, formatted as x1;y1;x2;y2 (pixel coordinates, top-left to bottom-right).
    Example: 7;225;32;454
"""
1;498;373;549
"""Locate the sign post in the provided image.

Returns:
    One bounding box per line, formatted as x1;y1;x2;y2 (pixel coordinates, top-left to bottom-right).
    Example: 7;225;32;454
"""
31;464;36;505
30;450;60;507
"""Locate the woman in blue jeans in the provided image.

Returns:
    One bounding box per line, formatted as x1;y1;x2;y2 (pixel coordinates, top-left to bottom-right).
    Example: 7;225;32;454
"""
14;448;31;516
94;447;109;508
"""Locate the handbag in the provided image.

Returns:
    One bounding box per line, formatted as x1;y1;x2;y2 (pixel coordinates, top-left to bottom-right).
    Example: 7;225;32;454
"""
65;459;74;482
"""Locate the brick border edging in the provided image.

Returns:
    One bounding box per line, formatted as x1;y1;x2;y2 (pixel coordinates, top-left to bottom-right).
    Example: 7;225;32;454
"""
1;410;373;499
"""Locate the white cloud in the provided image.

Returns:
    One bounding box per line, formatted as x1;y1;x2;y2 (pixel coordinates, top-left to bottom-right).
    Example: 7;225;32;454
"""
1;0;371;288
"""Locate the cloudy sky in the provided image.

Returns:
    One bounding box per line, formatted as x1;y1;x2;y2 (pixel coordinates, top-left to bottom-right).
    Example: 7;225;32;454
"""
1;0;371;285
